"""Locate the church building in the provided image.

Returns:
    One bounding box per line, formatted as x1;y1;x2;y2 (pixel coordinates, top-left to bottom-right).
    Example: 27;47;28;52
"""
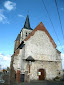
10;15;63;82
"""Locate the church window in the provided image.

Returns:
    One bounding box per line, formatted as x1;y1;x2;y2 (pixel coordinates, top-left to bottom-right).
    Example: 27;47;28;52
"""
26;32;27;37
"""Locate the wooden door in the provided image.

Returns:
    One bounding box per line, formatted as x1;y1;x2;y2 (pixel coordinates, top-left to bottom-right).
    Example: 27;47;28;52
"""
39;69;44;80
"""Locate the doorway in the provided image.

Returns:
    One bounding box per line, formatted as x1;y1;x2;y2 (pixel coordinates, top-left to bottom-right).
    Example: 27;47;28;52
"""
38;69;45;80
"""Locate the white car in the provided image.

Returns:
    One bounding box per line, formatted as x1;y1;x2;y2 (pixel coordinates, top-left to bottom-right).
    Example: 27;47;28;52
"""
0;79;5;83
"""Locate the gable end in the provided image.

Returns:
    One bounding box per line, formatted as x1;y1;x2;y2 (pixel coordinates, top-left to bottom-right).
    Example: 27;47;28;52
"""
24;22;56;48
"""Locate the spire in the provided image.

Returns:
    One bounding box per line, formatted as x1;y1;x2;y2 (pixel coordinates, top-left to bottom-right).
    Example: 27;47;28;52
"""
23;15;32;30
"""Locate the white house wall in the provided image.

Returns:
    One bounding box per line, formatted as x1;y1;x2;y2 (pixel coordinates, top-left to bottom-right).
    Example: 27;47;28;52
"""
24;30;62;80
30;61;59;80
20;28;32;42
25;30;58;60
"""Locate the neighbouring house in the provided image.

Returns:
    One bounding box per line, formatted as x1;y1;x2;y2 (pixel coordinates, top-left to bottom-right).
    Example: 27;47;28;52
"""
10;15;63;82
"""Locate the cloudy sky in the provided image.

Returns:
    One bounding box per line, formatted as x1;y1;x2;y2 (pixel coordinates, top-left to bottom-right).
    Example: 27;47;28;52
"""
0;0;64;69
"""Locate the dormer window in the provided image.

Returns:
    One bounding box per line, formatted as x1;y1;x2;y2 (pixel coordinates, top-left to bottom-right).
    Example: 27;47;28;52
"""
26;32;27;37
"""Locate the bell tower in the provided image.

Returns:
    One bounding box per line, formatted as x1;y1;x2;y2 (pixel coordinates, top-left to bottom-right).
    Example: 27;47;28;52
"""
14;34;21;52
20;15;33;42
14;15;33;52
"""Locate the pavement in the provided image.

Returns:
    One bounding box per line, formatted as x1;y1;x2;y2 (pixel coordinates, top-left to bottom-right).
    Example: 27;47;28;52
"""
17;81;64;85
0;80;64;85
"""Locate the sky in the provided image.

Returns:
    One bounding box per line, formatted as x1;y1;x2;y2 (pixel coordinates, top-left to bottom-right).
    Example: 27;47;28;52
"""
0;0;64;69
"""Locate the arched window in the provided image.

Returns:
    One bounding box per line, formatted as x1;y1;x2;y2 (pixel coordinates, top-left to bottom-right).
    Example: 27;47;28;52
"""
26;32;27;37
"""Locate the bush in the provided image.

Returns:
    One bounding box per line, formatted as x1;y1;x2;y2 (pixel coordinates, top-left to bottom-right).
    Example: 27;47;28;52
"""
55;76;59;79
54;76;60;81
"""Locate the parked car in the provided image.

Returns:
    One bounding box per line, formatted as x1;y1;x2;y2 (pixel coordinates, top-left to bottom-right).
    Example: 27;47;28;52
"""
0;79;5;83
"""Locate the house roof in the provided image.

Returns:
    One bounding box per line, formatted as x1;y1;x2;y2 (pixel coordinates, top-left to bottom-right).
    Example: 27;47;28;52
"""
56;49;61;54
23;15;32;30
11;49;20;57
18;41;25;49
26;56;35;62
24;22;57;48
15;34;21;41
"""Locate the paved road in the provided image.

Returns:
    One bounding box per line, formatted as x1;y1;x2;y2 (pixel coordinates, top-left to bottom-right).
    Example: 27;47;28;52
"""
0;81;64;85
18;81;64;85
12;81;64;85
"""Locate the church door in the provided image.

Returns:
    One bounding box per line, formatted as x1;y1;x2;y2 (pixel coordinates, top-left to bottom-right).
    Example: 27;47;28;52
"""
39;69;45;80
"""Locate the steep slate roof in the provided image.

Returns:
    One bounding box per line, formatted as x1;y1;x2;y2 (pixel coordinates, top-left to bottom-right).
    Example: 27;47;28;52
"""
24;22;57;48
23;15;32;30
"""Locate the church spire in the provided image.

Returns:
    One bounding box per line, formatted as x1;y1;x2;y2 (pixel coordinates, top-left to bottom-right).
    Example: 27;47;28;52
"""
23;15;32;30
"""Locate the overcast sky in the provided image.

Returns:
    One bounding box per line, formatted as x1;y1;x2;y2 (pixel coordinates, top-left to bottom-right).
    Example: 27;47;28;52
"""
0;0;64;69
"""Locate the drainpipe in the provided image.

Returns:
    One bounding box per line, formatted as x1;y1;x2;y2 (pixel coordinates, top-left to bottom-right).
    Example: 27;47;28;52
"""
28;61;31;73
29;65;30;73
28;61;31;82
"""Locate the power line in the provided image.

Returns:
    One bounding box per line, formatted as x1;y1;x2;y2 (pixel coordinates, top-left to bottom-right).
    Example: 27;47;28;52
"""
41;0;64;52
55;0;64;40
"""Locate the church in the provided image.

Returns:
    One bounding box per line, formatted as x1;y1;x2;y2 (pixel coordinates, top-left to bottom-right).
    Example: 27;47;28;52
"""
10;15;63;82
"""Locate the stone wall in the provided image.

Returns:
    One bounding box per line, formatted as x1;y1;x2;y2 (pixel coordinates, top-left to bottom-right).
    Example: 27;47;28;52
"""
25;30;60;61
29;61;62;80
24;30;62;80
20;28;32;42
11;28;63;81
10;49;20;81
14;40;20;52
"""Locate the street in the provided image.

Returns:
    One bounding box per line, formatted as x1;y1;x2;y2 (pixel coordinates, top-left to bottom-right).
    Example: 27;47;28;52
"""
0;80;64;85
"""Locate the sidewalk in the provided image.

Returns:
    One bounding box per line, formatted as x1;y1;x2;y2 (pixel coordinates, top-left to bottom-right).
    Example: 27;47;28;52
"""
13;80;64;85
0;80;64;85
